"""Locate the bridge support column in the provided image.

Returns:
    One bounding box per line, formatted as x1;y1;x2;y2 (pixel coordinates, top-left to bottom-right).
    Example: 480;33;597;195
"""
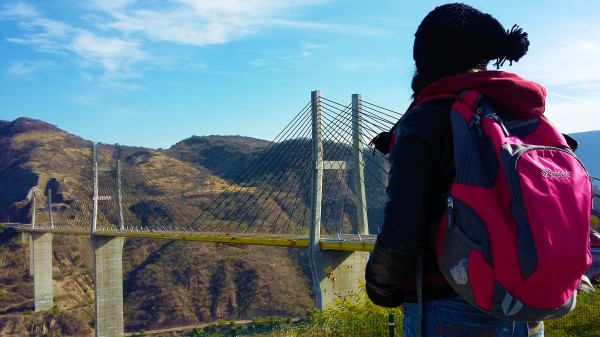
92;236;124;337
32;232;53;311
309;90;370;309
20;232;34;276
312;250;369;309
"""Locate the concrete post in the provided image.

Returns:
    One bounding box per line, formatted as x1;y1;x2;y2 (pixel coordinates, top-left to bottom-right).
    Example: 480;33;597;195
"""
32;232;53;311
21;232;29;245
351;94;369;235
29;189;35;276
47;189;53;229
92;236;124;337
114;145;124;230
92;143;99;234
21;231;33;279
31;189;36;230
309;90;325;309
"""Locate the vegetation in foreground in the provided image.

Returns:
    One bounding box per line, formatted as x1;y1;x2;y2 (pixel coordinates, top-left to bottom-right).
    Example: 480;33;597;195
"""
166;282;599;337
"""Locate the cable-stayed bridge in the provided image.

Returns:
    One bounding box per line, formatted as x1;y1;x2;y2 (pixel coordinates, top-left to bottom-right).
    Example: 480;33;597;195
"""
23;92;398;250
14;91;401;337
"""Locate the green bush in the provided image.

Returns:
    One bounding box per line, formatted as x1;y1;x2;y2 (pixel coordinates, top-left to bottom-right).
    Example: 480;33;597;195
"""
282;284;402;337
545;289;600;337
180;283;599;336
282;284;599;337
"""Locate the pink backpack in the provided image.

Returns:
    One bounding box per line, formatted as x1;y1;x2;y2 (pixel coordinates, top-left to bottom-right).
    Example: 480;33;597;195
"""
436;90;592;321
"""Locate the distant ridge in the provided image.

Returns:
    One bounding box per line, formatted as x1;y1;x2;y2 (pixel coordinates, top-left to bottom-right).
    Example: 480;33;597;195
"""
570;130;600;182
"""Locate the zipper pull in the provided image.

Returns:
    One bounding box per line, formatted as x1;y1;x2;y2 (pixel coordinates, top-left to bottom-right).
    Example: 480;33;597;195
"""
491;113;509;136
468;108;484;138
446;196;454;228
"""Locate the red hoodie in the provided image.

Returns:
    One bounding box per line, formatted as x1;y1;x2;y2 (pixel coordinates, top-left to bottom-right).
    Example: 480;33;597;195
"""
417;71;547;119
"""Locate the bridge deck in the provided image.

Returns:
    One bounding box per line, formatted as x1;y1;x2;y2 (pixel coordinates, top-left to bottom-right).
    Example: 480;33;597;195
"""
10;225;376;252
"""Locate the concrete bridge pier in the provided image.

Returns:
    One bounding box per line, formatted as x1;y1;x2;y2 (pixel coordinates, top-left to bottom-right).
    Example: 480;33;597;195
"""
31;232;53;311
92;236;124;337
311;250;369;309
20;232;34;276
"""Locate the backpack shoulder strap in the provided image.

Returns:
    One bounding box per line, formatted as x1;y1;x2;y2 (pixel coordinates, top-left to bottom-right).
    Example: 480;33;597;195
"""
449;90;487;123
456;90;484;110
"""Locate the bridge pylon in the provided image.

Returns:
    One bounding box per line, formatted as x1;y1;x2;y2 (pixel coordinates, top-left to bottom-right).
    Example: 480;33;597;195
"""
91;142;125;337
26;188;55;312
309;90;370;309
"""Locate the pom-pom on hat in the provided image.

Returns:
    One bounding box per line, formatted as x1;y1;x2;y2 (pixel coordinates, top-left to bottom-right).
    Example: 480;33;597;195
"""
413;3;529;79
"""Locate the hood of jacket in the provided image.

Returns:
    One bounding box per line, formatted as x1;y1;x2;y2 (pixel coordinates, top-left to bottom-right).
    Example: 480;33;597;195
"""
416;71;546;118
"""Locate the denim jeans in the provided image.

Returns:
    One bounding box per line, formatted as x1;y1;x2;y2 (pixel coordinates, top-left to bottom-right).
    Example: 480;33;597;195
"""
402;296;544;337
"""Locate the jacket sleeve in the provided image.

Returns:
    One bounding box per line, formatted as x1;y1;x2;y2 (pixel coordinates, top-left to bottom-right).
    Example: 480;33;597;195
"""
365;102;452;307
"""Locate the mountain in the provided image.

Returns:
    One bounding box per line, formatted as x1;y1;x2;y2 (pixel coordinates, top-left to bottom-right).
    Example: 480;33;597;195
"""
570;131;600;182
168;135;272;182
0;118;313;336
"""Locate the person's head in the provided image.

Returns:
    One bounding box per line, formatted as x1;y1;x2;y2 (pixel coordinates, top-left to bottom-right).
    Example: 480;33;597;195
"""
411;3;530;96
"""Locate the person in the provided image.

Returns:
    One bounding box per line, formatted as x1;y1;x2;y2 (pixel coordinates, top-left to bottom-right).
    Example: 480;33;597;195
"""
365;3;546;337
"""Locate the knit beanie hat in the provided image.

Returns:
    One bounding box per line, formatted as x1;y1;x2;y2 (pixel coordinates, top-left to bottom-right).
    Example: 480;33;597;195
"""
413;3;529;79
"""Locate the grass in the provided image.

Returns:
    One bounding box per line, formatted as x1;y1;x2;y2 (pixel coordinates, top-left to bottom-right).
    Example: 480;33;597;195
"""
180;284;599;337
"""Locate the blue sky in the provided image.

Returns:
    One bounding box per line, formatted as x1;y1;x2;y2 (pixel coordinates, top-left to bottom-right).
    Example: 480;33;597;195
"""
1;1;599;149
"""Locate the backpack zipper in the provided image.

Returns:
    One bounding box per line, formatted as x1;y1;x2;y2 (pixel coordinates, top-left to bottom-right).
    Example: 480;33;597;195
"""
447;196;454;228
446;196;493;264
468;108;484;138
489;113;510;137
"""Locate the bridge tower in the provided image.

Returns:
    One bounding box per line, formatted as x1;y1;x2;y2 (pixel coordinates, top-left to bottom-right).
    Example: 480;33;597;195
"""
309;90;370;309
91;142;125;337
26;188;55;312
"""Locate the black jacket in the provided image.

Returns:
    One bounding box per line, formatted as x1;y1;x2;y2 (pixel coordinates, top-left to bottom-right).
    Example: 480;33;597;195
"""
365;99;457;307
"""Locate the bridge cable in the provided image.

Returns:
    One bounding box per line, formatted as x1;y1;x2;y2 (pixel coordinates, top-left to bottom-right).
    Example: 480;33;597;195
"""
210;110;313;235
191;102;311;232
193;102;312;234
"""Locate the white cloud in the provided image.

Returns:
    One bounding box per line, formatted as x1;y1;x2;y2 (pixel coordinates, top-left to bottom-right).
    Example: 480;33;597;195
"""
0;2;37;17
545;93;600;134
337;58;403;72
71;31;146;78
1;0;385;80
300;41;331;57
91;0;371;47
64;91;99;106
6;60;54;76
513;21;600;88
88;0;136;12
2;2;147;79
509;20;600;132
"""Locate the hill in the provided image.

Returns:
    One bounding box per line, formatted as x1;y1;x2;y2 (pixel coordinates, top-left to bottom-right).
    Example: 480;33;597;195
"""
0;118;313;336
570;131;600;181
168;135;272;182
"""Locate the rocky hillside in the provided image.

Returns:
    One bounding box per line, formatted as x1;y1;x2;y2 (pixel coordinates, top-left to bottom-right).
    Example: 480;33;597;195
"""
168;135;272;182
0;118;313;336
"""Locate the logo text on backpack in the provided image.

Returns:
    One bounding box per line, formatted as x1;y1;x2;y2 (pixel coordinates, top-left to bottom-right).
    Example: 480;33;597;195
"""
540;170;570;178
